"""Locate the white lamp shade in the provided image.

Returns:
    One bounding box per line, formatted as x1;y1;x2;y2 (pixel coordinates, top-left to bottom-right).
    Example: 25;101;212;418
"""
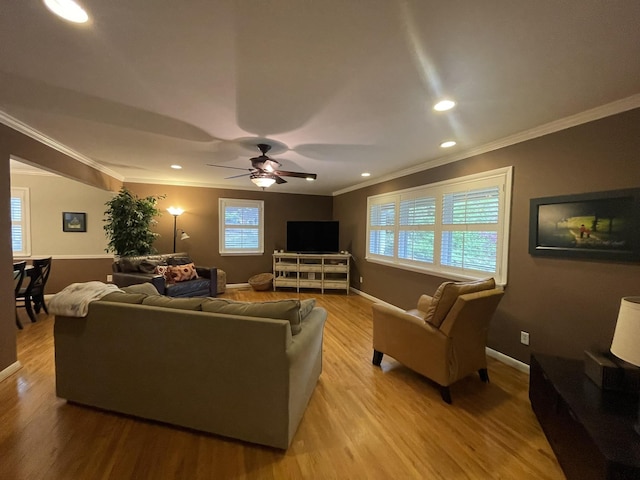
251;176;276;188
167;206;184;216
610;296;640;367
180;231;190;240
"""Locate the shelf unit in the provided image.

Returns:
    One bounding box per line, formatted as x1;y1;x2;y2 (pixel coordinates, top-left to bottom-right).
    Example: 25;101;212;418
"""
273;253;350;294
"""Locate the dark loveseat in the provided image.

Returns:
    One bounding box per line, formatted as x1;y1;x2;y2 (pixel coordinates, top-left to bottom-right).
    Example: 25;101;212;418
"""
112;252;218;297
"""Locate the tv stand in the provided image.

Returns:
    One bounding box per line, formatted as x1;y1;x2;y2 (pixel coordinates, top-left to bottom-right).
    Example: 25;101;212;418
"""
273;253;350;294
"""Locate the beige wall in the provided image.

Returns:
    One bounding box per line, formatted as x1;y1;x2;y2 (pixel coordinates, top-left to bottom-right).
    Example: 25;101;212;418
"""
334;108;640;363
11;172;114;257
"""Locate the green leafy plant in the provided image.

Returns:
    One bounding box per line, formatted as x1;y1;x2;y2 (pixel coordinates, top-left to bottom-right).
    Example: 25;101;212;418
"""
104;188;165;256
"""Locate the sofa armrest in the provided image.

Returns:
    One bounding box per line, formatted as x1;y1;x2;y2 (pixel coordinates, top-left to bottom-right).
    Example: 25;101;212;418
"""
195;266;217;297
112;272;166;295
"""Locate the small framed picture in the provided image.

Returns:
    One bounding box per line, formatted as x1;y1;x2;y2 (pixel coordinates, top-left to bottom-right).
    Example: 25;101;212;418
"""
62;212;87;232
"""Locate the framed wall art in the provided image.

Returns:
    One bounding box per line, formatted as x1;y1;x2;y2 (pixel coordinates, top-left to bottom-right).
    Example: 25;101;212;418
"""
529;188;640;261
62;212;87;232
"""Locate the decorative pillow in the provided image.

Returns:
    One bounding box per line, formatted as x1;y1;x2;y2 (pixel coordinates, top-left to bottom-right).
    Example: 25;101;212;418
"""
142;296;205;310
167;263;198;283
201;298;302;335
424;278;496;328
154;264;170;281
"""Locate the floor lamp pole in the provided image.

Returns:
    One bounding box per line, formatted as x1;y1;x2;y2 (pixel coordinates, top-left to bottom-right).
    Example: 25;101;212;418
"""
172;215;177;253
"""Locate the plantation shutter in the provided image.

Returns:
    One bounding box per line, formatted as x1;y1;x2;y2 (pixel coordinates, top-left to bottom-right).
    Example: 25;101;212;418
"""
219;199;264;255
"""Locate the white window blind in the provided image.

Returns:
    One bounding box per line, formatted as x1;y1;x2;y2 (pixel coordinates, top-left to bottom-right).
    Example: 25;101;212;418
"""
11;187;31;257
219;198;264;255
366;167;512;284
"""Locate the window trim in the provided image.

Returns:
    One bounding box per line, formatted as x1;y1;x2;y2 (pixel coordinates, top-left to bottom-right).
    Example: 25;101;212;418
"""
218;198;265;256
366;167;512;284
11;187;31;257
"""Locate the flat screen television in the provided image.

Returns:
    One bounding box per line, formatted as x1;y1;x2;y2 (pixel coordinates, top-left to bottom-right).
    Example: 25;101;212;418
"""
286;221;339;254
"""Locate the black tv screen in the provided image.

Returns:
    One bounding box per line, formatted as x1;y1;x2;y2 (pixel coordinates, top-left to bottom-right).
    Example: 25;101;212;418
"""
287;221;339;253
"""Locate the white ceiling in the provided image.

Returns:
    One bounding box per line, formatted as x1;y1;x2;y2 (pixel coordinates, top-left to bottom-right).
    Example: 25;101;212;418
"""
2;1;639;195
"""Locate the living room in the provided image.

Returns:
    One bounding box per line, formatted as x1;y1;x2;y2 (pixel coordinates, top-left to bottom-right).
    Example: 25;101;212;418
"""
2;1;640;478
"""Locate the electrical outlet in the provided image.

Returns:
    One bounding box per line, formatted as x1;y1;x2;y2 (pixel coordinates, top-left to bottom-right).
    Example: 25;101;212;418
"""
106;274;113;283
520;331;530;346
360;276;363;283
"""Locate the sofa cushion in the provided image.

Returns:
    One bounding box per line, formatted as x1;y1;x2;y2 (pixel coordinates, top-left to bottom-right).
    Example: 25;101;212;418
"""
138;258;163;274
167;263;198;282
424;278;496;328
142;296;205;310
167;256;193;266
300;298;316;320
101;291;148;304
122;283;161;296
202;298;302;335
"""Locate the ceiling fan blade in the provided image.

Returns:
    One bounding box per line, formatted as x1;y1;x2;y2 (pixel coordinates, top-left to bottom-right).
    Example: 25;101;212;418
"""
273;170;317;180
274;175;287;184
207;164;252;172
225;173;251;179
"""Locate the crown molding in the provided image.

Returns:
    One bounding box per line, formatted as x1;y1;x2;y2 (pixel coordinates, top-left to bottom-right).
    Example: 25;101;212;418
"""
332;94;640;196
0;110;124;181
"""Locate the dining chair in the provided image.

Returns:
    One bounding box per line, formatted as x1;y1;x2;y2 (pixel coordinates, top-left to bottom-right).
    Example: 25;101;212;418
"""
16;257;52;324
13;261;27;329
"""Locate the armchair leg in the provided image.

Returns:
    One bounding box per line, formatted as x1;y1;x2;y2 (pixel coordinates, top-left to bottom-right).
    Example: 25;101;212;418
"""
372;350;383;366
478;368;490;383
439;386;452;404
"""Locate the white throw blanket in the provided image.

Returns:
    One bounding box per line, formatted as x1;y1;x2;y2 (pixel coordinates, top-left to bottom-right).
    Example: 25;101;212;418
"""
49;281;123;317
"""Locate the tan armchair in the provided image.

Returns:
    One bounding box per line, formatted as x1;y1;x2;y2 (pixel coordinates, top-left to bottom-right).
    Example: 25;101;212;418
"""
372;278;504;404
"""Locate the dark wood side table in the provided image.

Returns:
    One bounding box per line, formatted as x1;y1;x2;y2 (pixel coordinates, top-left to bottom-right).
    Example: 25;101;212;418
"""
529;353;640;480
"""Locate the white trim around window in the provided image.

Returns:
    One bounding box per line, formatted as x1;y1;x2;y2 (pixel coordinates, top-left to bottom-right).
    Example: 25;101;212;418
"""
11;187;31;257
366;166;512;285
219;198;264;256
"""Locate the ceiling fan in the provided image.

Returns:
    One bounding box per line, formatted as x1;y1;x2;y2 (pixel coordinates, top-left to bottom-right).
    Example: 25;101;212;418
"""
207;143;318;188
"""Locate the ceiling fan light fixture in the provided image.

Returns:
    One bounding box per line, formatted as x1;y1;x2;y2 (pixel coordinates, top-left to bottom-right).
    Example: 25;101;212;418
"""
43;0;89;23
433;99;456;112
251;174;276;188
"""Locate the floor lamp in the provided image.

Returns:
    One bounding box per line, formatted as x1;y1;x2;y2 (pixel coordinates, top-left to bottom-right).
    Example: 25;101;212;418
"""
167;207;184;253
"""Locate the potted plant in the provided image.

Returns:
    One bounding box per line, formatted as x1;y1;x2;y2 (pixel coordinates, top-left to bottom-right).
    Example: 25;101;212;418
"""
104;188;165;256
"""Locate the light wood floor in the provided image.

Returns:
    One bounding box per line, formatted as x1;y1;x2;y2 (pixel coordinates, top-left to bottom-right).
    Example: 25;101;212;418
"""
1;289;564;479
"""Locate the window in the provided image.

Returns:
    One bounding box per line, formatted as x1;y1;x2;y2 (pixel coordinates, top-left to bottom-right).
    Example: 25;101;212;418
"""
366;167;512;284
11;187;31;257
219;198;264;255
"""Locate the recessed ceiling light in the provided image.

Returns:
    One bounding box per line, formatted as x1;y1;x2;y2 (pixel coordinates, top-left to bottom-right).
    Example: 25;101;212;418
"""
306;177;315;181
43;0;89;24
440;141;457;148
433;99;456;112
361;172;371;177
170;164;182;170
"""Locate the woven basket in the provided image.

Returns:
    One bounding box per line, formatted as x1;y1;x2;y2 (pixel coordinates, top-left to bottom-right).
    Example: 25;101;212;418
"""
248;272;273;291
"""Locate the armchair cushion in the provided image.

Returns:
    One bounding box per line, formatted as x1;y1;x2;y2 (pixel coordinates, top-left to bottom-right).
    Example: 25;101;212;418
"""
424;278;496;327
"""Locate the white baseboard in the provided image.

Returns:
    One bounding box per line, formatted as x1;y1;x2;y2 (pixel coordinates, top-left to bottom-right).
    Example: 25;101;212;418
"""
225;283;250;290
486;348;530;374
350;287;530;374
0;361;22;383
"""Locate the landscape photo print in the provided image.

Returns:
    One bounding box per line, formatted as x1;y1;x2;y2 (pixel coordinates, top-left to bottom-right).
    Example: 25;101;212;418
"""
529;188;640;261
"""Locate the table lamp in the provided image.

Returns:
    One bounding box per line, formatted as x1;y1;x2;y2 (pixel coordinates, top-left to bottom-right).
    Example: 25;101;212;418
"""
610;296;640;435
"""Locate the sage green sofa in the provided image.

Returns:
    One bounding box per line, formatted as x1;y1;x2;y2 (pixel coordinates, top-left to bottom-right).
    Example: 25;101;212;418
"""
53;286;326;449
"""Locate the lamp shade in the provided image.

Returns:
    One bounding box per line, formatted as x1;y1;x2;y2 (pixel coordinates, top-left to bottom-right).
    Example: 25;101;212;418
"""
167;206;184;216
610;296;640;367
